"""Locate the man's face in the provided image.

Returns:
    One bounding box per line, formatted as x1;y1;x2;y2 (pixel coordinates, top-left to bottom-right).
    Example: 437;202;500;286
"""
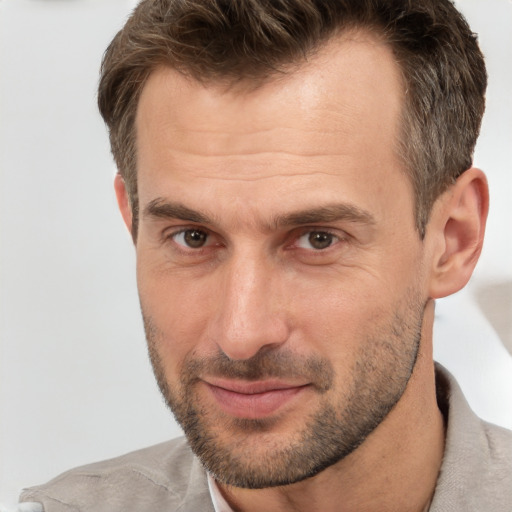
132;33;430;487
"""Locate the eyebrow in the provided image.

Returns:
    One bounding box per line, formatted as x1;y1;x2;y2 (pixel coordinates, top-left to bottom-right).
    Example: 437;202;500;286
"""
272;204;376;228
143;198;212;224
143;198;375;229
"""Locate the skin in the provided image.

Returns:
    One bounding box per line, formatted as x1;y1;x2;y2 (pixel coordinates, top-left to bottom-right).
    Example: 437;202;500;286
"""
115;31;488;512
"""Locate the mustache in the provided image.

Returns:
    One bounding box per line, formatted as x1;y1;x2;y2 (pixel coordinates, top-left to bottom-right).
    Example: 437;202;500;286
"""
181;349;334;392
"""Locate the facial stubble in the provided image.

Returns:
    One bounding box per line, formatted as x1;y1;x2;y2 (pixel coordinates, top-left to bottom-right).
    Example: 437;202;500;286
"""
143;297;424;489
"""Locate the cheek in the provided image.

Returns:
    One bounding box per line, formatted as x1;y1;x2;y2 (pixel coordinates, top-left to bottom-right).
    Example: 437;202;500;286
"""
290;275;397;359
137;260;221;372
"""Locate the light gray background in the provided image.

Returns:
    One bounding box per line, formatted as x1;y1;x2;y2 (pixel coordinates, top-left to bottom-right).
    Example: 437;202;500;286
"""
1;0;511;507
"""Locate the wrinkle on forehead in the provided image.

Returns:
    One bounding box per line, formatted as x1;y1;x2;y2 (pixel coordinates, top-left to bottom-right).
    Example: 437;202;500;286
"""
183;170;351;183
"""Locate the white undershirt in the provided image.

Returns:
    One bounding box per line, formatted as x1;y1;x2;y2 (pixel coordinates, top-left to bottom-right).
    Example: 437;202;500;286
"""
207;474;236;512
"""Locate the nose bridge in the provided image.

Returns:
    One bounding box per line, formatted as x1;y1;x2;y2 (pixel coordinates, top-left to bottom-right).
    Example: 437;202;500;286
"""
212;245;289;361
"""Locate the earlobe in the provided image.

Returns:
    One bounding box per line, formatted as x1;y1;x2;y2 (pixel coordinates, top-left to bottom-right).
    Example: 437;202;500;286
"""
428;168;489;299
114;173;134;236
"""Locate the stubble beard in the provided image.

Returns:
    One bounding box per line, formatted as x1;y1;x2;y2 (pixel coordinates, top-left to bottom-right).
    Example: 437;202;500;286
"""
143;297;425;489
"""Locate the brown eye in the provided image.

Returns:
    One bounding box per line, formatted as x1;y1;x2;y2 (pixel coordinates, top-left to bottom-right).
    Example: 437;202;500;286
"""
173;229;209;248
184;229;208;248
297;231;338;250
308;232;334;249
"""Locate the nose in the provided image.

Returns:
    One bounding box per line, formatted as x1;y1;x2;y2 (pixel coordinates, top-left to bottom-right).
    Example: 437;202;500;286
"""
209;251;291;361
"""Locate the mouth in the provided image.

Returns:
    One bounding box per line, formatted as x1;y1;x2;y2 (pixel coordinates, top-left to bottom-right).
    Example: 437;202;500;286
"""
202;378;311;419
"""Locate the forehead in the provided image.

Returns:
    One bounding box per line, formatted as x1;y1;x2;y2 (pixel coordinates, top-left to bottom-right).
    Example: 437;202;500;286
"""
136;31;403;156
134;31;411;228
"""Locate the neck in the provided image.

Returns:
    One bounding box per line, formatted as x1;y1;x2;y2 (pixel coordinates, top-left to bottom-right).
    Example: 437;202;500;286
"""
218;300;445;512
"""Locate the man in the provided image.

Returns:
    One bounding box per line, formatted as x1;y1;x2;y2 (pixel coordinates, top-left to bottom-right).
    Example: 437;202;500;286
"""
19;0;512;510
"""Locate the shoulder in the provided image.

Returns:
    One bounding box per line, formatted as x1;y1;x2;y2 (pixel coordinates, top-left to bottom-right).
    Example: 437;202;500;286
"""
455;419;512;510
19;438;214;512
431;365;512;511
479;420;512;482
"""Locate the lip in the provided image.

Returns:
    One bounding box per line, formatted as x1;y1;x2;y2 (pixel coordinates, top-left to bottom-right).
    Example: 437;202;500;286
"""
202;378;310;419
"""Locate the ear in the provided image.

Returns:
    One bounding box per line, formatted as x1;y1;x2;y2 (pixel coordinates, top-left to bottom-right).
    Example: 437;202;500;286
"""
428;168;489;299
114;173;133;235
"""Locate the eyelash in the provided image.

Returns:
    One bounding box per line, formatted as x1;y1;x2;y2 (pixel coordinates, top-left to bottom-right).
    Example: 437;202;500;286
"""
164;227;218;252
293;229;343;251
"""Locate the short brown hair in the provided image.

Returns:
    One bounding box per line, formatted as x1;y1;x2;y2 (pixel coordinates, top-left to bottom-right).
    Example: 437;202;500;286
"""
98;0;486;238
